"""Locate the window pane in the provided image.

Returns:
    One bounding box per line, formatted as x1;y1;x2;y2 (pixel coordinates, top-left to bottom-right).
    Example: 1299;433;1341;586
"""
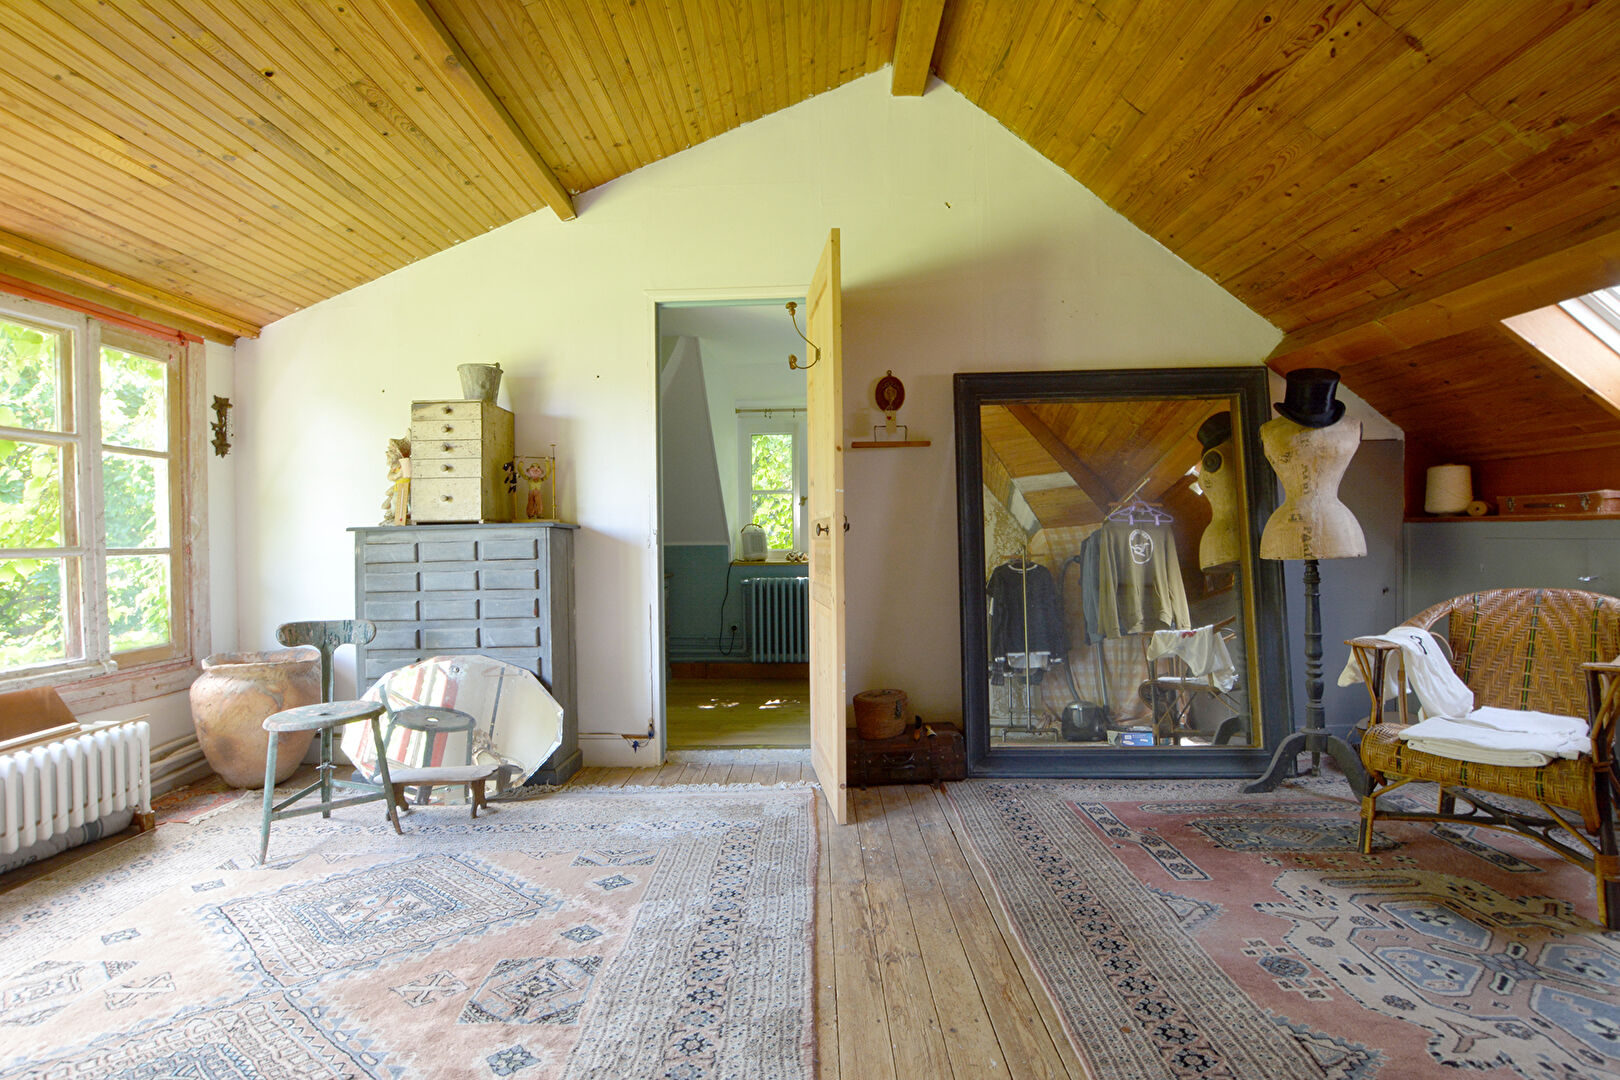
751;493;795;549
103;451;169;548
750;433;793;491
0;557;68;667
0;318;64;432
107;553;170;652
0;440;65;547
100;347;168;451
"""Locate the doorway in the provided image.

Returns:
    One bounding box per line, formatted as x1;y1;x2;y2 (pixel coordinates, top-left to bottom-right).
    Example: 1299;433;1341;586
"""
657;300;809;749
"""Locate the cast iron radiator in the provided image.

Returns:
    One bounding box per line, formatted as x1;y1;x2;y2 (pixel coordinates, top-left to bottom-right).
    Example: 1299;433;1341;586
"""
745;577;809;662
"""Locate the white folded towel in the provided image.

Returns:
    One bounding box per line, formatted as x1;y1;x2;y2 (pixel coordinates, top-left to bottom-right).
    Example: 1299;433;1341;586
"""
1397;707;1591;767
1337;627;1474;720
1147;627;1238;691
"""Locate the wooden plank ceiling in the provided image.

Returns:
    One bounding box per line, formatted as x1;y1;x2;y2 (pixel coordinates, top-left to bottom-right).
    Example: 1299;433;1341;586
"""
981;399;1216;531
2;0;1619;489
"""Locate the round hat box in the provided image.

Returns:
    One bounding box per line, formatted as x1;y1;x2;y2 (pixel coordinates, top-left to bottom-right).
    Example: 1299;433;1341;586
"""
854;689;909;740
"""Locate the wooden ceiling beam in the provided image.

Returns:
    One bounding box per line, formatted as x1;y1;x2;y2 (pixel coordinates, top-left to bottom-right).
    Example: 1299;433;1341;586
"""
0;231;258;341
378;0;576;222
891;0;946;96
1006;403;1117;510
1267;202;1620;373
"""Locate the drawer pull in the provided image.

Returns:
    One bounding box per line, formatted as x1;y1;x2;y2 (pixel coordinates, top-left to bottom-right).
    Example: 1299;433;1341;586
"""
441;464;452;472
441;494;453;502
443;424;453;433
442;443;453;452
442;406;453;414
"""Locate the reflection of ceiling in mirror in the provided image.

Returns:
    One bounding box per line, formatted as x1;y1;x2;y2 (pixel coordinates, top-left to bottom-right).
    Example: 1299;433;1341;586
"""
981;399;1224;532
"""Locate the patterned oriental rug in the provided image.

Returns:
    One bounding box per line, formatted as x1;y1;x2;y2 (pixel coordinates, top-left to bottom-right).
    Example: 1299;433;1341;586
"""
0;785;816;1079
949;777;1620;1080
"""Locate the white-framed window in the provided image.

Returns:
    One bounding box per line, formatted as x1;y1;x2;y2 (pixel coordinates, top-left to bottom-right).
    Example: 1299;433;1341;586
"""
736;410;805;551
0;292;203;698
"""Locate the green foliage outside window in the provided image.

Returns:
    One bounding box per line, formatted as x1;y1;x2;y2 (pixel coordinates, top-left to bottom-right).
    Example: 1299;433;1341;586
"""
0;320;68;667
749;432;796;549
0;322;174;672
100;347;172;653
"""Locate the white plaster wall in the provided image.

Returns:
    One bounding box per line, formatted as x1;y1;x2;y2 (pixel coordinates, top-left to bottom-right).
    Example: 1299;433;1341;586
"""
659;337;728;545
233;73;1280;752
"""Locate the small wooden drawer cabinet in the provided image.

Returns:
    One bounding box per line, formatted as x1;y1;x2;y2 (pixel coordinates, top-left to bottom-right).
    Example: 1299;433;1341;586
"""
409;399;514;523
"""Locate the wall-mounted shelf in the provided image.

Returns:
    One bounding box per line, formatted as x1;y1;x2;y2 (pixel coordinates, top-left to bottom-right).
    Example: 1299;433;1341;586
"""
1406;513;1620;523
850;439;931;448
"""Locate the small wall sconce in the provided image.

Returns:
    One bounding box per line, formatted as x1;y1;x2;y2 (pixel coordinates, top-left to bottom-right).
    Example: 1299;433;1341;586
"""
211;396;233;457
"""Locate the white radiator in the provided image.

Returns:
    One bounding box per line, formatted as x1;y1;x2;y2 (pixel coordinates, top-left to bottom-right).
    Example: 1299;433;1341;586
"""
0;721;151;856
746;577;809;662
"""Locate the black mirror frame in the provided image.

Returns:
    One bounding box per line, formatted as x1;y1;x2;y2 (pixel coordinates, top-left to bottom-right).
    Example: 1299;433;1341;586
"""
954;367;1293;777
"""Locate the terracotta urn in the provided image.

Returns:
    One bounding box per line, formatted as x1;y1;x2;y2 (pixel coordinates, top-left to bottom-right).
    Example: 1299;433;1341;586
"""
190;647;321;787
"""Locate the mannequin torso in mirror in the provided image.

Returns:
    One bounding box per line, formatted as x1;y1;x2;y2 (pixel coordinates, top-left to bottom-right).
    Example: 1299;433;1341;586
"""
1197;438;1240;570
1258;416;1366;560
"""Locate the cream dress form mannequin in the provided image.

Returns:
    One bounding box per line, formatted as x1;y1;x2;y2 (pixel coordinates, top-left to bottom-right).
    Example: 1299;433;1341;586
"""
1197;437;1241;570
1258;416;1365;560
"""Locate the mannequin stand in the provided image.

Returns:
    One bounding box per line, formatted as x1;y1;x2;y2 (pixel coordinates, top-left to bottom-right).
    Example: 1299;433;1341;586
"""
1243;558;1370;796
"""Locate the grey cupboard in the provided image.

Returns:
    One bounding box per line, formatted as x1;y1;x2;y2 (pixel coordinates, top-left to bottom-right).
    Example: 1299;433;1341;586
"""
349;521;581;784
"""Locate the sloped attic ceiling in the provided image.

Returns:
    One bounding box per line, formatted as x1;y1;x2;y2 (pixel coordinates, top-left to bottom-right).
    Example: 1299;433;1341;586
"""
2;3;1617;389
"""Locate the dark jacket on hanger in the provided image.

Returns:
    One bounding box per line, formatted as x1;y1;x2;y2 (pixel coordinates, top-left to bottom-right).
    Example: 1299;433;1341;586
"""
987;561;1069;661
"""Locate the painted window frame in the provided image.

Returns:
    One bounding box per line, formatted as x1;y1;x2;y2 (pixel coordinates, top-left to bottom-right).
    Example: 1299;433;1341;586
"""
736;411;806;551
1562;287;1620;354
0;291;208;710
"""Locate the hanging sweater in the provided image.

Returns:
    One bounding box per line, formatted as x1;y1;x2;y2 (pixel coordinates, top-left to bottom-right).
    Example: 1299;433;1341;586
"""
987;561;1069;662
1095;521;1191;637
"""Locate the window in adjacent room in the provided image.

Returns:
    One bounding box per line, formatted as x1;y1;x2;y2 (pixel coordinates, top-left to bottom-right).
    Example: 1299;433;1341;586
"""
737;411;804;551
0;293;194;689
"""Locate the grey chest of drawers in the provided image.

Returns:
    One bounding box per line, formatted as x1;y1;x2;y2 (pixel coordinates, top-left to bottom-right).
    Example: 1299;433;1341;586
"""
409;399;515;523
349;522;581;785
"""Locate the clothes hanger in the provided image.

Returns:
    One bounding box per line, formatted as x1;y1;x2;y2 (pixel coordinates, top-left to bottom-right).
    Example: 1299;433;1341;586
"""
1105;493;1172;525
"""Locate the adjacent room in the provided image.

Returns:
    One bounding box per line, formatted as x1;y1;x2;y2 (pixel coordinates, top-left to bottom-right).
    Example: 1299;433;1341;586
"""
2;3;1619;1078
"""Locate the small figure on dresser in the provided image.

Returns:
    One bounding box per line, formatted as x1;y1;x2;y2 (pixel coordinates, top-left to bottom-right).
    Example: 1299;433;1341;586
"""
524;459;548;519
382;436;411;525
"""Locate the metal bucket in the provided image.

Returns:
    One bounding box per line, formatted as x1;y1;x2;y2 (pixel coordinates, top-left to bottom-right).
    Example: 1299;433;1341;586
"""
458;362;503;402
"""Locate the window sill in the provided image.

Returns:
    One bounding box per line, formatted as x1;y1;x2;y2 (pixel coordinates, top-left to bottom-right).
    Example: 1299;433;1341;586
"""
732;552;807;566
3;657;201;715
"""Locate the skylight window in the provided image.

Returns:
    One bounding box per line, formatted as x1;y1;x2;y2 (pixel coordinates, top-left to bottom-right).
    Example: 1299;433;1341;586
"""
1559;286;1620;354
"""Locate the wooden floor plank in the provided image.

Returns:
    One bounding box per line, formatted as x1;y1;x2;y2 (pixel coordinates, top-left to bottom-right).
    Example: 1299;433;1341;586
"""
909;785;1085;1080
701;763;733;785
596;766;635;787
815;795;839;1080
877;785;1013;1080
852;787;954;1078
570;766;607;786
648;763;686;786
827;793;898;1079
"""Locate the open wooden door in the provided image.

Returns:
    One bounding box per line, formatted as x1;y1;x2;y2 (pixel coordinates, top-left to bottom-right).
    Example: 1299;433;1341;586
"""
805;229;848;824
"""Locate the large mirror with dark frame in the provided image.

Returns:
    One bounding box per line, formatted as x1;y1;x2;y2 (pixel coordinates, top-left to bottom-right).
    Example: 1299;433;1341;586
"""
955;368;1293;777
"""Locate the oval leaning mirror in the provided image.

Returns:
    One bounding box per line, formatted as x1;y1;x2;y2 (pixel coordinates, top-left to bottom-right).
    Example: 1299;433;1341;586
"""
954;368;1292;777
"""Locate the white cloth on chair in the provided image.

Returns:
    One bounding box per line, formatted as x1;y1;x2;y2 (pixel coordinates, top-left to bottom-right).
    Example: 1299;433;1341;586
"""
1396;706;1591;766
1147;626;1237;692
1336;627;1474;720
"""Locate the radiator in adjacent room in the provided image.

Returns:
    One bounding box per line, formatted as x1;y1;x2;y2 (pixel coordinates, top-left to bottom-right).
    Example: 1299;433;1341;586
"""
0;721;152;858
746;577;809;662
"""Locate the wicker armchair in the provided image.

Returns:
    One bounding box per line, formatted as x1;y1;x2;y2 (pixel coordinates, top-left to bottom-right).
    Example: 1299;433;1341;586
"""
1349;588;1620;928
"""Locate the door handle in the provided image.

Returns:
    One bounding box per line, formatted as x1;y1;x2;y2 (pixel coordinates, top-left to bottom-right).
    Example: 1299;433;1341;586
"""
816;522;829;536
843;516;850;533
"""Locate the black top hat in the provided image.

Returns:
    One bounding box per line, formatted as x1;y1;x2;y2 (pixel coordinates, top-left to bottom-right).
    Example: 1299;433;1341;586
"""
1196;411;1231;450
1274;368;1346;428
